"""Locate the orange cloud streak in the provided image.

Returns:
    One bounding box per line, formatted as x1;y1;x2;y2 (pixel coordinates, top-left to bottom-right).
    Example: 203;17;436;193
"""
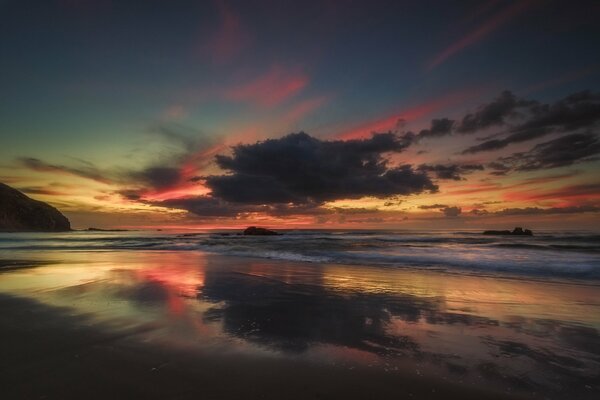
503;183;600;204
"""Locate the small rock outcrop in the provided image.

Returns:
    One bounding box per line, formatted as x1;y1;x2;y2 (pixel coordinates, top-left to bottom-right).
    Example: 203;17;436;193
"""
483;227;533;236
0;183;71;232
243;226;280;236
85;227;129;232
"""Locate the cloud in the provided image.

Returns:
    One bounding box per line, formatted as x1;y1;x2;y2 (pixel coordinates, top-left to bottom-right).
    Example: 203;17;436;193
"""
18;157;110;184
335;87;479;140
418;204;448;210
469;208;489;216
16;186;68;196
202;0;248;64
502;183;600;203
128;167;182;190
470;204;600;217
492;205;600;216
418;203;461;217
405;90;599;159
487;161;511;175
148;123;203;150
462;91;600;153
19;122;226;205
416;118;455;140
155;196;383;219
427;1;536;70
206;132;436;205
223;66;309;107
20;155;188;195
417;163;484;180
492;132;600;171
442;206;462;217
156;196;263;217
456;90;533;133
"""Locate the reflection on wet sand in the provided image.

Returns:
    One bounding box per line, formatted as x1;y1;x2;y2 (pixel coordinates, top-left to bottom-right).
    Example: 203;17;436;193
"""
0;250;599;399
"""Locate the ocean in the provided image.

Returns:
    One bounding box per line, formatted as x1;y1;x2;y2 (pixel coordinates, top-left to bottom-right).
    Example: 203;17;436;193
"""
1;229;599;279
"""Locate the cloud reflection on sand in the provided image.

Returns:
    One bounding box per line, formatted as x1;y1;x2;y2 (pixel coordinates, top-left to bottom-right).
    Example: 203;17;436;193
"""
0;250;599;398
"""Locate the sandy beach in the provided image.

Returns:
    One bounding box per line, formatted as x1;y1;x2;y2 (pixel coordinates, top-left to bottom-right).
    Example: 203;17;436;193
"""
1;247;599;399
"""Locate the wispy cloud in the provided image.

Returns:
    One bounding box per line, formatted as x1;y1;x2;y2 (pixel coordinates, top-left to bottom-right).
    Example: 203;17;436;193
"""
336;87;482;140
223;66;309;107
18;158;112;185
201;0;249;64
427;0;536;70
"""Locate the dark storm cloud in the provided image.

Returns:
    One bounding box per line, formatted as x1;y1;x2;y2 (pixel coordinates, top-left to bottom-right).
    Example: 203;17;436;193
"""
417;118;455;140
462;91;600;154
456;91;533;133
492;132;600;172
417;163;484;180
155;196;380;218
128;166;182;189
206;132;436;204
404;90;600;158
157;196;263;217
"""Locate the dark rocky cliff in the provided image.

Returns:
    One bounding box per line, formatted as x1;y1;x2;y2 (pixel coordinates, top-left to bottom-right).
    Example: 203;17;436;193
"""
0;183;71;232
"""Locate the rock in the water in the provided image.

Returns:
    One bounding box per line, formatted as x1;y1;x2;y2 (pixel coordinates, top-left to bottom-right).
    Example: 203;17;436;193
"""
511;227;533;236
243;226;279;236
0;183;71;232
483;227;533;236
85;227;129;232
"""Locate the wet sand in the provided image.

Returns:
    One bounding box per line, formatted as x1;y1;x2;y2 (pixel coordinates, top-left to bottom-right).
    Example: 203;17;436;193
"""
1;250;599;399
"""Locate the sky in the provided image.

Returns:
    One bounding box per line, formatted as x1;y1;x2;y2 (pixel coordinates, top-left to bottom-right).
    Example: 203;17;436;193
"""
1;0;599;230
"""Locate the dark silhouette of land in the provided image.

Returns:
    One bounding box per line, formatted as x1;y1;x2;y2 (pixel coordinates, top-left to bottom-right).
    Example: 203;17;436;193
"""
0;183;70;232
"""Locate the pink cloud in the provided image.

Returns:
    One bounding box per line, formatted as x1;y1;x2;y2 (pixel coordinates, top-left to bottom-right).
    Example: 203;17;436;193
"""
521;65;600;95
282;95;330;126
162;104;187;121
203;0;248;64
427;0;536;70
224;66;309;107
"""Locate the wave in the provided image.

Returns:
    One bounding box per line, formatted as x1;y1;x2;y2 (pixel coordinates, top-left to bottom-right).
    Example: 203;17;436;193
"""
1;231;599;279
494;243;600;252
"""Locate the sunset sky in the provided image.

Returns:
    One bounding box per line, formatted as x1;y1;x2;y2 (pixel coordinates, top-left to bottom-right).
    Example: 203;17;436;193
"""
1;0;599;229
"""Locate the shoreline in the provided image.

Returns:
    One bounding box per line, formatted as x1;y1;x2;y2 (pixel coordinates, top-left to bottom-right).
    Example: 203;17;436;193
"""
2;247;600;288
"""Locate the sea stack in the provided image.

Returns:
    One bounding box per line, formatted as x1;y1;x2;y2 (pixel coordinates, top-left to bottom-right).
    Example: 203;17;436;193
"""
0;183;71;232
243;226;280;236
483;227;533;236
